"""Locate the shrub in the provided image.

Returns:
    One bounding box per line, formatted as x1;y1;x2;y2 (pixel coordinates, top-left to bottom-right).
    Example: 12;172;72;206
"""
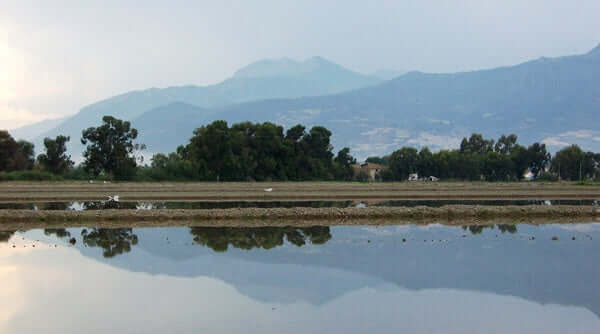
355;171;370;182
535;171;558;182
0;170;62;181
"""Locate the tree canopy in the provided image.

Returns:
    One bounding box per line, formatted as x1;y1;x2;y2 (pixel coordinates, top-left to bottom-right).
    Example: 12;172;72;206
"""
171;120;351;181
81;116;144;180
38;135;74;174
0;130;34;172
368;134;575;181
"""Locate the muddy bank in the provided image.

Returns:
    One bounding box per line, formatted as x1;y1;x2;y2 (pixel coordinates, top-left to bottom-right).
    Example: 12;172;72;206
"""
1;205;598;227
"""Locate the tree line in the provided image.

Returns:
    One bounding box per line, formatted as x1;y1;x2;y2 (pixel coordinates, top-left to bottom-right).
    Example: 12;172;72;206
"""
1;115;599;182
366;133;599;181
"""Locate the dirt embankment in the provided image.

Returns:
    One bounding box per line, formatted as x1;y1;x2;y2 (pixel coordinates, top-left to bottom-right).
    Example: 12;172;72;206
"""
1;205;598;227
0;181;599;202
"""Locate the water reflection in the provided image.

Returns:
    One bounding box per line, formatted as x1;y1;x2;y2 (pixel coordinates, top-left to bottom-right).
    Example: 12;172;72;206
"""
1;199;599;211
81;228;139;258
462;224;518;235
1;223;600;333
44;228;71;238
190;226;331;252
0;230;15;242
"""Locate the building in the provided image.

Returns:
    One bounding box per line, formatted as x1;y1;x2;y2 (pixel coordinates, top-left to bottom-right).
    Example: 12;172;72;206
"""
352;162;387;181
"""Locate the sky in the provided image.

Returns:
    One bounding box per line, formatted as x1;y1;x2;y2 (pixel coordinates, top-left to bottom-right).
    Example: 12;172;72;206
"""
1;0;600;129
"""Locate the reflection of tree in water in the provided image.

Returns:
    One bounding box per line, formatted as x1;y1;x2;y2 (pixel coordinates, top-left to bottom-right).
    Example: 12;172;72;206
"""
497;224;517;234
44;228;71;238
190;226;332;252
38;202;70;210
462;224;518;235
0;231;16;243
83;201;137;210
81;228;139;258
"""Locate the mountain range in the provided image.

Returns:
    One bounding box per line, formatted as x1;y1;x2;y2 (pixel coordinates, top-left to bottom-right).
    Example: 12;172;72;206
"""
20;56;380;158
15;44;600;160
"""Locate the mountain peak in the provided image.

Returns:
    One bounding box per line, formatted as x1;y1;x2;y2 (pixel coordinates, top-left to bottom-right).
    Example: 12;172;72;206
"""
233;56;342;78
305;56;334;66
587;43;600;56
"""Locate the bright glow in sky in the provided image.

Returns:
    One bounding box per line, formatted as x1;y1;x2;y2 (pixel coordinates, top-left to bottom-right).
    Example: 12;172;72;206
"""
1;0;599;129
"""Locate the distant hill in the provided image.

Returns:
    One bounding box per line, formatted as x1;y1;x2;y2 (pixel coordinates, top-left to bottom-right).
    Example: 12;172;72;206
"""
134;43;600;157
371;69;406;80
36;57;381;156
9;117;66;142
134;102;208;151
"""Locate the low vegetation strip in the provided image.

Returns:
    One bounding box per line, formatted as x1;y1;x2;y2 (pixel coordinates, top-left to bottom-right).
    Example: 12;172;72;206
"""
1;205;598;224
0;182;598;202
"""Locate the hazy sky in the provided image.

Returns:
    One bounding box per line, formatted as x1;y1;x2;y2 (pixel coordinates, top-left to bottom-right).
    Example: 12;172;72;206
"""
1;0;599;129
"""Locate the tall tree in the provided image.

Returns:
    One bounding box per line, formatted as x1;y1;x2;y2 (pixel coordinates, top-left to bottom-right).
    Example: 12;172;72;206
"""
460;133;495;154
0;131;34;171
12;140;35;170
509;145;530;180
81;116;143;180
389;147;418;180
417;147;435;177
551;145;585;181
0;131;18;172
38;135;74;174
334;147;357;181
526;142;551;178
495;134;518;155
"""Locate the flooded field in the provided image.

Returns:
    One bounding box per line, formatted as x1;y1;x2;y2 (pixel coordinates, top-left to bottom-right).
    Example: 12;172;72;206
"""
1;182;598;332
1;222;599;333
0;199;598;211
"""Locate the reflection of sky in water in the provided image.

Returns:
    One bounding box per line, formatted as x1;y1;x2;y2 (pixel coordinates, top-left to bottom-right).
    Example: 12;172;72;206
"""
1;223;599;333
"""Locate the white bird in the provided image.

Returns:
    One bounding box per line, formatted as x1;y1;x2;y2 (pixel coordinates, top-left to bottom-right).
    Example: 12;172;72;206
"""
107;195;120;202
89;180;94;184
264;188;273;192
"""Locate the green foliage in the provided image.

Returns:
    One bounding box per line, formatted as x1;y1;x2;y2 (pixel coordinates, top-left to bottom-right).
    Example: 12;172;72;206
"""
176;121;341;181
0;170;62;181
549;145;597;181
355;170;370;182
0;131;35;172
63;166;93;180
81;116;144;180
526;142;551;177
37;135;74;174
365;134;573;182
535;171;559;182
365;155;389;166
136;152;201;181
333;147;357;181
389;147;418;180
460;133;494;154
494;134;518;155
482;152;514;181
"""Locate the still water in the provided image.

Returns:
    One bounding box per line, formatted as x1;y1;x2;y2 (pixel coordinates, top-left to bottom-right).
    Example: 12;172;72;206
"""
1;223;599;333
0;199;598;210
